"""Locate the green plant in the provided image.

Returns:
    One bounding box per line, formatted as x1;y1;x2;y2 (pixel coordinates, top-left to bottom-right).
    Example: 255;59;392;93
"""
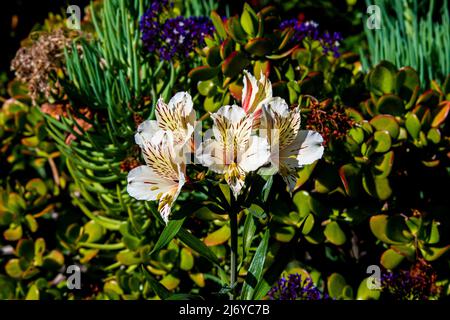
0;81;89;300
189;3;358;113
361;0;450;86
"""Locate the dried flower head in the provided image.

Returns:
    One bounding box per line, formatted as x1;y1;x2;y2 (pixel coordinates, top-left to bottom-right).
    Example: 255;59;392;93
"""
11;30;72;103
304;98;354;145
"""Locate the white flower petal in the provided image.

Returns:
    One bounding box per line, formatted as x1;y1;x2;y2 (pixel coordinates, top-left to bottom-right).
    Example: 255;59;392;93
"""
211;105;253;149
127;165;176;201
227;169;246;199
141;131;182;181
134;120;159;147
294;130;324;166
168;91;194;116
241;70;273;114
242;70;259;113
158;168;185;223
196;139;226;174
213;104;246;124
238;136;270;172
156;92;196;139
264;97;289;118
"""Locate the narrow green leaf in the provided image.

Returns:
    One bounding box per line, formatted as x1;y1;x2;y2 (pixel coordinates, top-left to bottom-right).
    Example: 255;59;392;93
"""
150;218;186;254
241;230;270;300
178;228;220;265
210;11;227;39
242;213;256;261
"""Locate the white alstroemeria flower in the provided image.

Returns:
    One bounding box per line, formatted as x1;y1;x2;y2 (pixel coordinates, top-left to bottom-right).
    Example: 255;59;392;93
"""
135;92;196;152
241;70;272;117
198;105;270;198
261;98;324;192
127;131;185;223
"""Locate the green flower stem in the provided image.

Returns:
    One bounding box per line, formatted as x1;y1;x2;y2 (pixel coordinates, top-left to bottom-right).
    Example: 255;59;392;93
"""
229;195;239;300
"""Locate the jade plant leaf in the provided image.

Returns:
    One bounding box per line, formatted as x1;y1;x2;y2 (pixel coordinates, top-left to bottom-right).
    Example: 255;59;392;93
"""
373;130;392;153
180;248;194;271
222;51;250;78
370;215;411;245
356;278;381;300
188;66;220;83
376;94;404;116
142;266;171;299
339;163;362;198
240;3;258;37
327;273;347;299
225;16;247;43
324;221;346;246
420;245;450;262
369;61;396;95
369;115;400;138
372;151;394;178
210;11;227;39
380;248;405;269
244;37;273;57
204;225;231;246
396;67;420;101
431;102;449;128
362;173;392;200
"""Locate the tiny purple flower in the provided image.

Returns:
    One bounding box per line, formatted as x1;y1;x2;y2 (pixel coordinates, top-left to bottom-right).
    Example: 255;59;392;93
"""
267;273;329;300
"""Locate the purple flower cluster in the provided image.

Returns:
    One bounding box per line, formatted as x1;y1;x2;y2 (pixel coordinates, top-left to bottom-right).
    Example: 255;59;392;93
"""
280;19;343;58
267;273;328;300
140;0;214;60
381;263;441;300
321;31;344;58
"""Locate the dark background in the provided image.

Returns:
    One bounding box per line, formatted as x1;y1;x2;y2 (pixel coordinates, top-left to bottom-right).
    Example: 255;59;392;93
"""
0;0;90;73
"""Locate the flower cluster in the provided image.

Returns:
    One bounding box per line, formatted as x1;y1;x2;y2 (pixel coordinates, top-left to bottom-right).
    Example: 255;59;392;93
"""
127;71;324;223
381;259;442;300
140;1;214;60
267;273;328;300
280;19;343;57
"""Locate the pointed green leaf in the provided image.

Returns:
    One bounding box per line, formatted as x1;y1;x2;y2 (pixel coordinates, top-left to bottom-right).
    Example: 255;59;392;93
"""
241;230;270;300
150;218;185;254
210;11;227;39
178;228;219;265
